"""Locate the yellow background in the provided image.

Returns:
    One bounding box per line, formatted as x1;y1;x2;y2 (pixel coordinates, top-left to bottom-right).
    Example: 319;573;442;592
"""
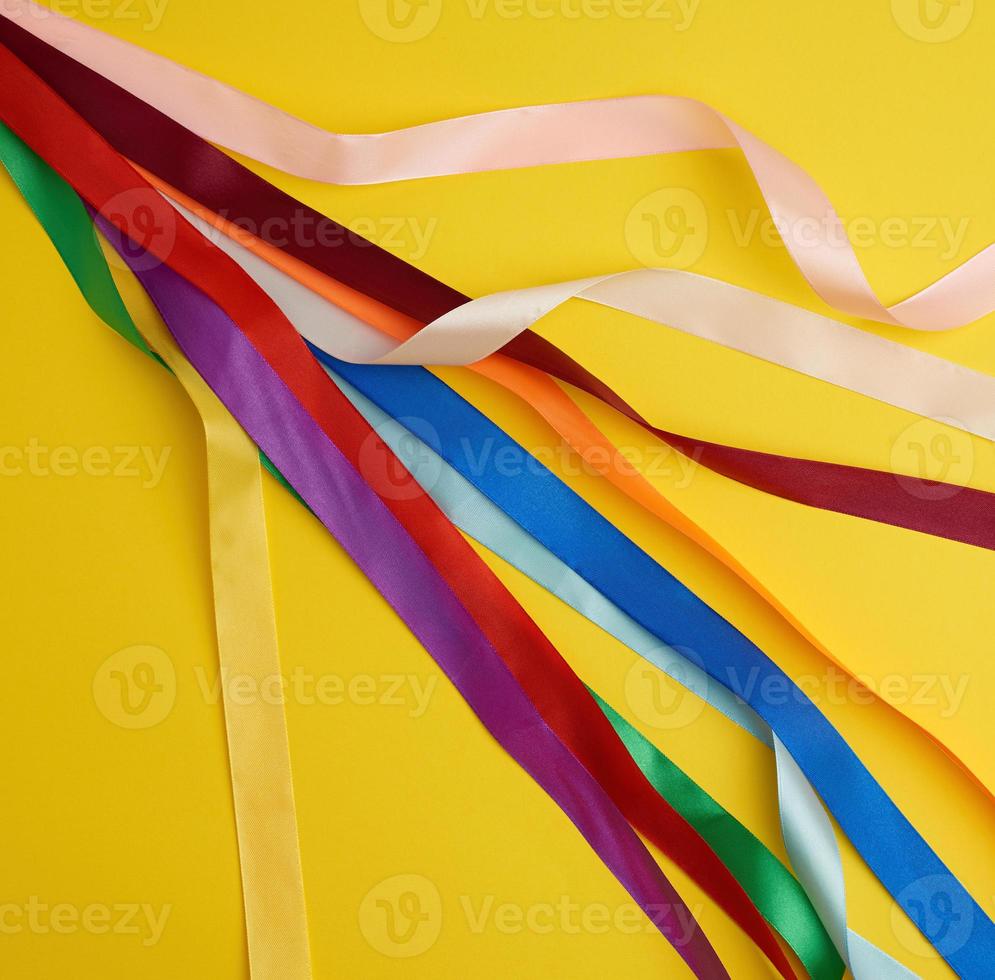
2;0;994;976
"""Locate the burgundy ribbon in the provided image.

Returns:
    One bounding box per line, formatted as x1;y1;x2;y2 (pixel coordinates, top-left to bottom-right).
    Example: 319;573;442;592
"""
0;31;815;975
1;17;992;557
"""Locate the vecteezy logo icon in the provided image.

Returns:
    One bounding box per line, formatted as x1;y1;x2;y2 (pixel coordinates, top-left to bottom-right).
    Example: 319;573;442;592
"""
98;188;177;273
358;0;442;42
642;208;693;260
891;0;973;42
358;874;442;957
892;874;974;958
890;416;973;501
356;416;443;502
624;188;708;270
92;645;176;729
623;646;708;730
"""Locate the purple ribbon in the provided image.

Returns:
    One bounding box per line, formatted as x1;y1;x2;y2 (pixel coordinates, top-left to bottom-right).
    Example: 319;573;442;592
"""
96;214;725;979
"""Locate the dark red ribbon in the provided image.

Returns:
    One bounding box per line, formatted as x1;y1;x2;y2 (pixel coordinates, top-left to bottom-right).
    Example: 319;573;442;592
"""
1;16;992;556
0;39;800;979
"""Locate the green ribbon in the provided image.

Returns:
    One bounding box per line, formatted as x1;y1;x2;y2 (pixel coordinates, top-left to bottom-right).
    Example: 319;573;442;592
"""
0;123;297;495
0;120;843;980
592;689;844;979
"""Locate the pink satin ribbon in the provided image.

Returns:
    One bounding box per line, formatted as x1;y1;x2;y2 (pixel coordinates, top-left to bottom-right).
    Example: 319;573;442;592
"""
6;0;995;331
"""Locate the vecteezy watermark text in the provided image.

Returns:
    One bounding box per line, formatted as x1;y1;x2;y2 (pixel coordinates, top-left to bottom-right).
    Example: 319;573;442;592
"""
214;210;439;261
0;898;170;946
0;439;171;489
358;873;702;958
5;0;170;31
358;0;699;43
193;666;438;719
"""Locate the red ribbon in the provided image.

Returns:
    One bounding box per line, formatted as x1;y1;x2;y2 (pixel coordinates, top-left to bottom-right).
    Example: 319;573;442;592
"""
0;39;798;979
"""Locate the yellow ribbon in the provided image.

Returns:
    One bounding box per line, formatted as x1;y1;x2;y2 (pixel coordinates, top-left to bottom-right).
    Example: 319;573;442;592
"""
100;236;313;980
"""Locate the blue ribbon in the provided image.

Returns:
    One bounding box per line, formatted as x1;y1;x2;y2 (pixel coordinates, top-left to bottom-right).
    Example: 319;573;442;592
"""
319;348;994;978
